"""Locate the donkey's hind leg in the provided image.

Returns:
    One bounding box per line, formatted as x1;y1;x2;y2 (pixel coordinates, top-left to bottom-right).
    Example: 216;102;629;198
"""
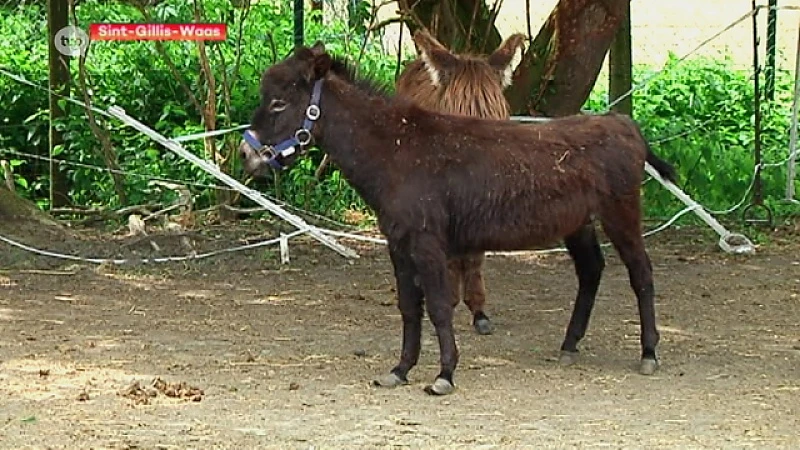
461;253;493;335
559;223;605;367
600;207;660;375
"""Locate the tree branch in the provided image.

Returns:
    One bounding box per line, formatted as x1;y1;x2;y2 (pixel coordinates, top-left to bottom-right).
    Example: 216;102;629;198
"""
1;160;15;192
134;4;204;117
71;1;127;204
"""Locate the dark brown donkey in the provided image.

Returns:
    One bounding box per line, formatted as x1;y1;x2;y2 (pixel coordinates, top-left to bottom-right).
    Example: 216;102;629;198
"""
240;43;676;395
394;30;526;336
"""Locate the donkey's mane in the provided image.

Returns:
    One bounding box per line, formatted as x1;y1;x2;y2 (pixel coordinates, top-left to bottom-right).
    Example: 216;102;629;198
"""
328;55;395;100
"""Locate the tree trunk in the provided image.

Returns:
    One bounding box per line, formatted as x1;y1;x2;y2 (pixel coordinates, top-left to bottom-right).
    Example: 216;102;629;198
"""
397;0;502;54
0;186;63;230
399;0;629;117
507;0;630;117
47;0;71;207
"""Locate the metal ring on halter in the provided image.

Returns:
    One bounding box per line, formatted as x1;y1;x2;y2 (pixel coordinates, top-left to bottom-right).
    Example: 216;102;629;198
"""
306;105;321;121
262;146;278;158
295;129;312;146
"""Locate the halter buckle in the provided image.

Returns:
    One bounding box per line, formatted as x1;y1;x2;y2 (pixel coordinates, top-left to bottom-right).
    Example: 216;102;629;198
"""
306;105;321;121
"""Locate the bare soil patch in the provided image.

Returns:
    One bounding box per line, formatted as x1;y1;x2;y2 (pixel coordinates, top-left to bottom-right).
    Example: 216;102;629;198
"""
1;221;799;448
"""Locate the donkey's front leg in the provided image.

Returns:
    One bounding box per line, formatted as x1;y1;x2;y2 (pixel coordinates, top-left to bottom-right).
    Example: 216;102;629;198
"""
412;235;459;395
373;244;424;388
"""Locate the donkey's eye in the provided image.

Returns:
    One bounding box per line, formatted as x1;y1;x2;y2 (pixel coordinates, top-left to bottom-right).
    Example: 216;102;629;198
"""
269;99;287;113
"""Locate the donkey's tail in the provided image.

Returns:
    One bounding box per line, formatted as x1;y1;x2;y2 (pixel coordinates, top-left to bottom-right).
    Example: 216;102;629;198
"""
624;113;678;183
646;146;677;184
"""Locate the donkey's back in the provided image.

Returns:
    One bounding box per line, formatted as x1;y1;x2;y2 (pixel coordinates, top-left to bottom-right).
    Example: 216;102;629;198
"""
396;112;666;252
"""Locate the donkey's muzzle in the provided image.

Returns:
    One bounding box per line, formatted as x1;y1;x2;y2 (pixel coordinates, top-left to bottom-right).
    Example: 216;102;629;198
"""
238;139;273;178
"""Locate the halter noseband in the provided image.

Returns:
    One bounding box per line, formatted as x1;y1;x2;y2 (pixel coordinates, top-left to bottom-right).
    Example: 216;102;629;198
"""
242;79;323;171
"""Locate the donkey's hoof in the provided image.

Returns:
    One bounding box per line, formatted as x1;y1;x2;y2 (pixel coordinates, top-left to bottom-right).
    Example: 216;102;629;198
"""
473;316;494;335
559;350;580;366
639;358;659;375
423;378;455;396
372;372;408;388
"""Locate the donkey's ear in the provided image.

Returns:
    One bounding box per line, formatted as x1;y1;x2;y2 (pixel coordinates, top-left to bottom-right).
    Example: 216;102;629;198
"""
413;29;457;86
310;41;326;56
312;53;332;80
487;33;526;88
295;45;314;60
413;29;449;54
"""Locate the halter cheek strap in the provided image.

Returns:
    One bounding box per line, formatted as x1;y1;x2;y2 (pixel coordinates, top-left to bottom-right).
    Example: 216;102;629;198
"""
242;79;323;171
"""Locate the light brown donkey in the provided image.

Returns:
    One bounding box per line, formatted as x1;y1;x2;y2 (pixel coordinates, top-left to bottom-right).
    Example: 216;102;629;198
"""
395;30;526;335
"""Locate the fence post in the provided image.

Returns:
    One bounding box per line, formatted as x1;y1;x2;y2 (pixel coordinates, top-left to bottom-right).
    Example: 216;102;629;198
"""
787;20;800;200
609;0;632;116
765;0;778;101
293;0;304;47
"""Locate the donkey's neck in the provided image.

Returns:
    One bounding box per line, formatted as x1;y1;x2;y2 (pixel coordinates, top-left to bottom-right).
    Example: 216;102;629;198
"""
314;78;400;208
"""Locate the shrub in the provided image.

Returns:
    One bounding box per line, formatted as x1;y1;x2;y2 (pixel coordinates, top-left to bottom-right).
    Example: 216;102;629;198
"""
585;52;797;220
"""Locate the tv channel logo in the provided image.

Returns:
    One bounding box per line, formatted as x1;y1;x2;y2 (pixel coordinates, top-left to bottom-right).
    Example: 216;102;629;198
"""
54;26;89;57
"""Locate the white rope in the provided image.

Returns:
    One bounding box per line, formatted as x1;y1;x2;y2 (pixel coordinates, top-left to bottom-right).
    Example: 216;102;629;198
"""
171;124;250;142
0;147;362;231
643;163;754;253
0;229;306;265
105;106;359;259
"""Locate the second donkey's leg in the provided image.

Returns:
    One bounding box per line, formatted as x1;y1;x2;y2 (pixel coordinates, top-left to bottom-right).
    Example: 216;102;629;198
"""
559;224;605;366
447;257;464;310
461;253;493;335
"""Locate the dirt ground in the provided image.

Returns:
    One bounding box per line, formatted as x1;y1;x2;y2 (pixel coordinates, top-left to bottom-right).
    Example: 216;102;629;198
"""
1;219;799;449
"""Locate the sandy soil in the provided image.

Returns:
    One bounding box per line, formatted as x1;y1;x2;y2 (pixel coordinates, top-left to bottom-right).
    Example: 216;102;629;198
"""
0;221;799;449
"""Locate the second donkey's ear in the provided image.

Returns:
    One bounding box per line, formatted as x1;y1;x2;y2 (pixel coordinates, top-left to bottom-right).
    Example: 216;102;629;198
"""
413;29;457;87
487;33;526;88
310;41;326;56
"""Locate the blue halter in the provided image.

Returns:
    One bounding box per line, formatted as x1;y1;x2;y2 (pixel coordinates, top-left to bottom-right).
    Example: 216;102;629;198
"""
242;79;323;171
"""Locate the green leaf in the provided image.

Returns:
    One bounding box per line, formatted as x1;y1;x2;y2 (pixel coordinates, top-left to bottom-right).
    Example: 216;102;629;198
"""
15;175;29;189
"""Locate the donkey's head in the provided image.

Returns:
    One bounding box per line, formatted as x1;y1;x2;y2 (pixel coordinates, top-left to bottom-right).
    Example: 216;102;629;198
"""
240;42;332;176
396;30;525;119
